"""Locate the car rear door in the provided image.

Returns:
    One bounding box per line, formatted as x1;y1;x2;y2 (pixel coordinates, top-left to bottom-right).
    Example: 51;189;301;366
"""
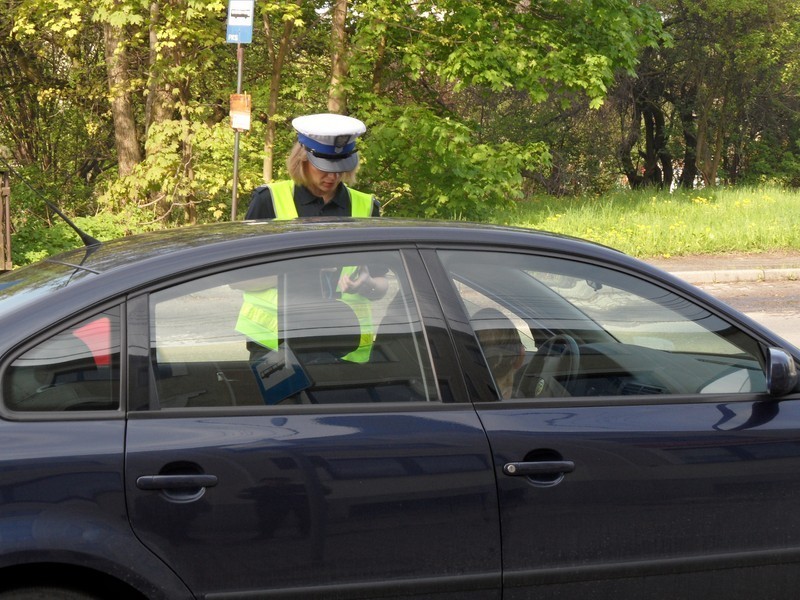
431;248;800;600
124;248;501;599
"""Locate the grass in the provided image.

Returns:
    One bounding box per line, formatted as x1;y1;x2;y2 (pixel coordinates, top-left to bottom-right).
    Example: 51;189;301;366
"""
491;185;800;260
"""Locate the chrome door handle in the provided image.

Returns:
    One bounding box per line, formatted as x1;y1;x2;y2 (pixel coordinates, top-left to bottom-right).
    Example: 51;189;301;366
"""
136;474;219;490
503;460;575;477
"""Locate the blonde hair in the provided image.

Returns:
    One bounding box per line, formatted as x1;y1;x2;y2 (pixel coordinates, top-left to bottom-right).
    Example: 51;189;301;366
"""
286;142;359;186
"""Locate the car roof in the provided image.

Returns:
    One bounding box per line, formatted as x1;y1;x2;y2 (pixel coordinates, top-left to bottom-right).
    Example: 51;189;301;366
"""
0;218;654;348
33;217;625;277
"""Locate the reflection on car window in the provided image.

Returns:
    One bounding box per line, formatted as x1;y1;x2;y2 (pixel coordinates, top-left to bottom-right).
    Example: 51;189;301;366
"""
441;250;767;400
148;251;438;409
3;308;121;412
471;307;526;399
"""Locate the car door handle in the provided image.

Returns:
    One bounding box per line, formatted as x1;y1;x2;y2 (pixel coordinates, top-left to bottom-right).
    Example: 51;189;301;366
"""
503;460;575;477
136;474;219;491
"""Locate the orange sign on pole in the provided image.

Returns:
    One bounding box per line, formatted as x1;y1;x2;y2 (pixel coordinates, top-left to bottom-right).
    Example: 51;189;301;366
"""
230;93;252;131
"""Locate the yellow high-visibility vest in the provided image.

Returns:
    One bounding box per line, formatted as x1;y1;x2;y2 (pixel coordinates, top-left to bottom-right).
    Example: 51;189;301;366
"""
235;181;375;362
268;180;374;219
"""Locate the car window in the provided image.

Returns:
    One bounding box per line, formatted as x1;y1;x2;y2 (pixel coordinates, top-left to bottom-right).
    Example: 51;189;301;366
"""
440;250;768;399
148;250;438;408
2;308;122;412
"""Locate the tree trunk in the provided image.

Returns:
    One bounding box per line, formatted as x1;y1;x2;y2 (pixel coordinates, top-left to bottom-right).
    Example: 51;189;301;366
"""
262;6;297;182
696;94;727;186
654;105;673;189
328;0;348;113
181;115;197;223
641;104;663;187
640;101;673;189
146;0;174;140
676;93;698;189
709;112;726;185
103;21;142;180
618;103;645;189
615;74;672;190
145;0;178;218
372;34;387;95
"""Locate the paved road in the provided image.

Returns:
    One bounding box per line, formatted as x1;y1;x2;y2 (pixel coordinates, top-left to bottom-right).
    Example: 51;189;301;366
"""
696;279;800;348
698;280;800;314
645;252;800;348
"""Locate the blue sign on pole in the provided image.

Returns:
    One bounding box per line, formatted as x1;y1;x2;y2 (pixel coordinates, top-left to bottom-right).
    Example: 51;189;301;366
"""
226;0;254;44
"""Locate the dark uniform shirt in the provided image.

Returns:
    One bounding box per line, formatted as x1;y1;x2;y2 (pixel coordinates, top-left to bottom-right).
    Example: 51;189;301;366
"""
244;181;387;283
244;182;381;220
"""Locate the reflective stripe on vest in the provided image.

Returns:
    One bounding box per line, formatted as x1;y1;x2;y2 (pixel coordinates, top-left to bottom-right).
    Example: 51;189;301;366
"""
236;182;375;360
337;266;373;363
235;288;279;349
269;181;374;218
269;180;297;219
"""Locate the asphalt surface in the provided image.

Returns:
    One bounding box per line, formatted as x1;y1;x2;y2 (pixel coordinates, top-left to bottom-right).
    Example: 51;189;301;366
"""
647;251;800;319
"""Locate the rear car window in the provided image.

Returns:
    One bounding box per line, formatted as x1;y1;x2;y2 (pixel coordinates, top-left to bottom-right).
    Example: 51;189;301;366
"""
3;308;122;412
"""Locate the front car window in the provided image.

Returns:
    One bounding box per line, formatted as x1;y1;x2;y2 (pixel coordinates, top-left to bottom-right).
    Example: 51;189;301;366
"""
148;250;437;409
440;250;767;399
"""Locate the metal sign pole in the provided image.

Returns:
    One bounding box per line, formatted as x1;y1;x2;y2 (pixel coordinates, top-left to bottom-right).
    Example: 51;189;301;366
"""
231;44;244;221
1;171;11;271
226;0;254;221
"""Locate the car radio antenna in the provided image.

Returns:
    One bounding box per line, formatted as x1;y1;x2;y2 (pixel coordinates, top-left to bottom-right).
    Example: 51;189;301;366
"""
0;153;101;247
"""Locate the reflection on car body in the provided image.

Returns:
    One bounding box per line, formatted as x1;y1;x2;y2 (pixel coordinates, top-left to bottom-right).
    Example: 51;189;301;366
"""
0;218;797;599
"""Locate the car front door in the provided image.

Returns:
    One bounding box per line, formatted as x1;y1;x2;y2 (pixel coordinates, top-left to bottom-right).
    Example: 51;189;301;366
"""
124;249;501;599
433;248;800;600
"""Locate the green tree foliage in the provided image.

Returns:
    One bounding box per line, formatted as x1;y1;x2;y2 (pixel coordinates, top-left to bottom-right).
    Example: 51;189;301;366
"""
1;0;664;243
1;0;109;218
3;0;799;250
362;105;550;219
348;0;664;215
613;0;800;189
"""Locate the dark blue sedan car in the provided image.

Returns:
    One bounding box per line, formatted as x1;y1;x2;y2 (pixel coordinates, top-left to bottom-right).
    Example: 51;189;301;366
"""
0;218;797;600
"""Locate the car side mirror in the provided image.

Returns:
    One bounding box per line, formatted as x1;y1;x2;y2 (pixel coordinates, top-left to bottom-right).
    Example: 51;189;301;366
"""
766;347;798;397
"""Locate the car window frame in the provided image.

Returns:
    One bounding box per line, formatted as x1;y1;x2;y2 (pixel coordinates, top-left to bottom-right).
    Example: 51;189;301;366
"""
125;245;472;414
423;246;775;406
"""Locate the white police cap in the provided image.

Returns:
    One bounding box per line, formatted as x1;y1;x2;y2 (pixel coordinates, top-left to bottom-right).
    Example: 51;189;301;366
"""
292;113;366;173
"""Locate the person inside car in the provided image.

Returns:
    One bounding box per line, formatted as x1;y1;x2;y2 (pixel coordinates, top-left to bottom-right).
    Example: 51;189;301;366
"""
472;307;526;399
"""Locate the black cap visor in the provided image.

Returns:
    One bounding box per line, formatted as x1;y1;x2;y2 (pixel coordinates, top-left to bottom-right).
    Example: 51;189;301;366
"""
305;147;359;173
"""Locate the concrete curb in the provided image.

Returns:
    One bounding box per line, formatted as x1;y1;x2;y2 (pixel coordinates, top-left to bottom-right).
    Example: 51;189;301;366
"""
669;268;800;285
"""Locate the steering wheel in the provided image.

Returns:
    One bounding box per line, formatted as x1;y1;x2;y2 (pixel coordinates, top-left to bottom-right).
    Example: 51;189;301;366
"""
515;334;580;398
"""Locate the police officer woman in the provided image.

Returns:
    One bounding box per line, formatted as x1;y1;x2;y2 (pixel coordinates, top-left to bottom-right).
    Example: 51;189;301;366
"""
237;113;387;364
244;113;380;220
244;113;386;299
